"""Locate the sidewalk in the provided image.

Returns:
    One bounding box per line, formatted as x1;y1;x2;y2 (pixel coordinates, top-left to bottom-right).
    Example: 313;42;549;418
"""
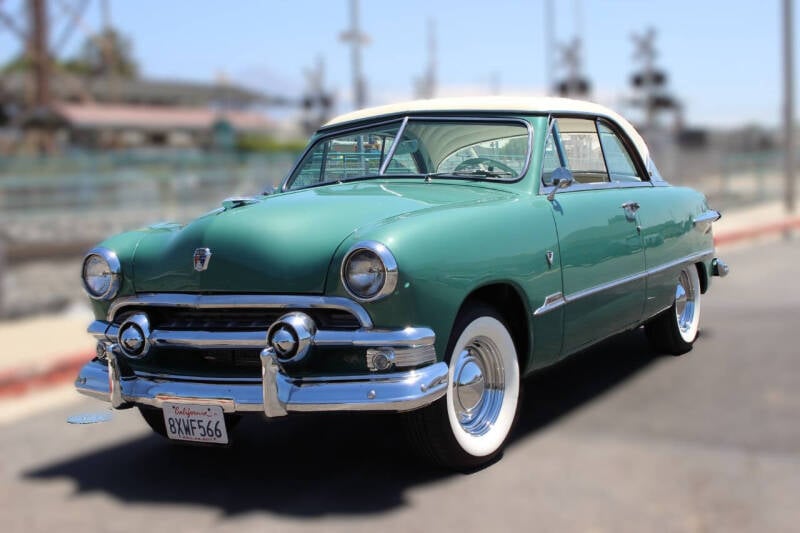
0;304;95;397
713;200;800;247
0;200;797;399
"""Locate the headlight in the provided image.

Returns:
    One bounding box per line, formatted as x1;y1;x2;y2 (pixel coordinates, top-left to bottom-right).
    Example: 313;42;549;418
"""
341;241;398;302
81;247;121;300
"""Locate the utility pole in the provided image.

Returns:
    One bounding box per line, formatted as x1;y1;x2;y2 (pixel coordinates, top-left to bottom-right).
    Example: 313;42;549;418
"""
630;28;678;131
554;37;590;98
101;0;118;99
544;0;554;95
302;56;334;135
414;19;436;99
783;0;795;214
339;0;369;109
29;0;50;111
27;0;54;153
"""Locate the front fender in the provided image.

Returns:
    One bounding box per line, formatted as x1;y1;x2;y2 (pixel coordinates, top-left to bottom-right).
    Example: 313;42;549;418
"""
325;194;562;364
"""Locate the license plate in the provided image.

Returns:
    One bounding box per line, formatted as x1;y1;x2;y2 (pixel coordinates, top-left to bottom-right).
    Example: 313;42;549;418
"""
162;402;229;444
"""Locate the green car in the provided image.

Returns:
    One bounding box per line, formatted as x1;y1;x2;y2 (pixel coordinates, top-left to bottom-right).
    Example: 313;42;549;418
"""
75;97;728;470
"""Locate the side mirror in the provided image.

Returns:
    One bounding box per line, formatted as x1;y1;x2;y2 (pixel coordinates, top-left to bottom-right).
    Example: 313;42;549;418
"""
546;167;574;201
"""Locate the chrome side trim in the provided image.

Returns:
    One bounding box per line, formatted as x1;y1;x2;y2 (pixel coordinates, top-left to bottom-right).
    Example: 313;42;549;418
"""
89;321;436;351
533;249;715;316
693;210;721;234
107;293;374;328
75;358;449;414
645;249;715;277
693;210;722;225
567;270;648;303
533;292;566;316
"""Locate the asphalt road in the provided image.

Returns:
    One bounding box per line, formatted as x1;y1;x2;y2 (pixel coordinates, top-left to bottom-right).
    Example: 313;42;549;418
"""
1;237;798;533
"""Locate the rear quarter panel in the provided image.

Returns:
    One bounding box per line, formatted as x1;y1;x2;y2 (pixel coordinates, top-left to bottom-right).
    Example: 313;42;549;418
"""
636;185;715;319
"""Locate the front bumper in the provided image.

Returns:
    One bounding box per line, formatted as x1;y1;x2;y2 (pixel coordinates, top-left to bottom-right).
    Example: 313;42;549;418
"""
74;346;449;416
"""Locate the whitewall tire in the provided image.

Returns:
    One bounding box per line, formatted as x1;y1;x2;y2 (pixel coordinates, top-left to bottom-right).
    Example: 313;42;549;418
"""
404;304;521;470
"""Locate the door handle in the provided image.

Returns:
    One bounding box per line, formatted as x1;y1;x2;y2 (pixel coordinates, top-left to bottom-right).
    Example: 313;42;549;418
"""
621;201;640;222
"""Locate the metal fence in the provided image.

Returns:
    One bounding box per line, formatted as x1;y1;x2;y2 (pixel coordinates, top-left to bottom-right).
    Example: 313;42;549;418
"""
0;148;784;317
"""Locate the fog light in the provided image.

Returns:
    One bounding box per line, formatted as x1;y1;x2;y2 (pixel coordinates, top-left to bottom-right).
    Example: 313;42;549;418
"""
117;313;151;359
367;348;396;372
266;312;316;365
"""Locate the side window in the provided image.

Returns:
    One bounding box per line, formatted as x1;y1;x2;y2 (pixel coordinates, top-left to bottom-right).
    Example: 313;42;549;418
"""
541;129;562;185
554;117;609;183
597;121;642;182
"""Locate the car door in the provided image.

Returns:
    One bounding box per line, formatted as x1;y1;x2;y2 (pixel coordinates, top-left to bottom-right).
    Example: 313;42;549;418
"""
543;116;648;354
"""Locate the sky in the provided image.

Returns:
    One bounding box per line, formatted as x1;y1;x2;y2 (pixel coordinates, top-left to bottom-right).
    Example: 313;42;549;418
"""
1;0;798;127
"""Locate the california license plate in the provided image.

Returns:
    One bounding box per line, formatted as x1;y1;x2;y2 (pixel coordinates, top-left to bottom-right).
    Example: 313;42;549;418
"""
162;402;229;444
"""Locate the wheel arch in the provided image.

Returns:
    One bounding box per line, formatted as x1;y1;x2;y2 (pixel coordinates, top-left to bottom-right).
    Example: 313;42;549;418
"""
695;261;709;294
455;282;532;373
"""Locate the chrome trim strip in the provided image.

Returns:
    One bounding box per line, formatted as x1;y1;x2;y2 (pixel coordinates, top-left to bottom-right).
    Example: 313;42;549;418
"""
645;249;715;277
693;210;721;234
87;320;110;339
693;210;721;225
533;292;566;316
533;249;715;315
568;270;648;303
378;116;409;174
88;321;436;350
107;293;374;328
75;359;449;414
539;180;654;197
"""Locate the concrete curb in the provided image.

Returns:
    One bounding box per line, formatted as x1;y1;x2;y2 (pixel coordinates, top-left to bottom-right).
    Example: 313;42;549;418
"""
0;352;91;399
714;215;800;247
1;214;797;400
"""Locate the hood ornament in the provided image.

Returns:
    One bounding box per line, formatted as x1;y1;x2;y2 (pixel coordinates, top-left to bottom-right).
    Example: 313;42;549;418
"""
193;248;212;272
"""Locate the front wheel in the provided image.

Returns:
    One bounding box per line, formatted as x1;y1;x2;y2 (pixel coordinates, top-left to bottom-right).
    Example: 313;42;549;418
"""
404;304;520;471
645;264;702;355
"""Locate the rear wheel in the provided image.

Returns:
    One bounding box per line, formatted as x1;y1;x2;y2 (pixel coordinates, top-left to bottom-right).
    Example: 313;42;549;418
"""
645;265;702;355
404;304;521;471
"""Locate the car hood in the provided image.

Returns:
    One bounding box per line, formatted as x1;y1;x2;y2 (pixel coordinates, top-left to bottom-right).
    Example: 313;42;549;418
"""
131;180;515;294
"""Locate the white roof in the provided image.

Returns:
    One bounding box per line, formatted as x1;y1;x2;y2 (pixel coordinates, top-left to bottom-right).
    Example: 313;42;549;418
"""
326;96;651;162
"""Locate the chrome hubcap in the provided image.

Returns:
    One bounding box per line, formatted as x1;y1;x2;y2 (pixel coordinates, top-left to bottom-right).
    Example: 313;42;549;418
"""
452;336;505;436
675;270;696;333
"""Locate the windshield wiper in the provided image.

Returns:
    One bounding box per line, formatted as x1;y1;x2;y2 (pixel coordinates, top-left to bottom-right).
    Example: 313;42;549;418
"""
426;169;512;180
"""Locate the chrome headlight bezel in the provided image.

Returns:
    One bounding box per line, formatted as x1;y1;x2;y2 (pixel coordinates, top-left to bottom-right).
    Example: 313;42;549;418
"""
340;241;398;303
81;247;122;301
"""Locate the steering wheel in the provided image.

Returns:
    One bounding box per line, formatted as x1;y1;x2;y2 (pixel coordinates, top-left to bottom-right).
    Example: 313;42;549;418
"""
453;157;516;175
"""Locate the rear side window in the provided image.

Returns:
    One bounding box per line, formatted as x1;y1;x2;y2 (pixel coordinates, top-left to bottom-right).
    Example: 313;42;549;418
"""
554;117;609;184
598;122;642;182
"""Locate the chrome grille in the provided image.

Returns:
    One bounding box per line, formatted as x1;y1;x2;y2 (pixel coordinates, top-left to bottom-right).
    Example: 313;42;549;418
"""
116;307;361;331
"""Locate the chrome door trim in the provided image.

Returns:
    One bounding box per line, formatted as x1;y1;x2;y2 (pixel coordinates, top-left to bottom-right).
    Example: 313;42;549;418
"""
533;292;565;316
533;249;714;316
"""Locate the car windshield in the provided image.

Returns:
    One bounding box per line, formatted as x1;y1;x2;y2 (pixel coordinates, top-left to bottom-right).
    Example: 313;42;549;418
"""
284;118;531;190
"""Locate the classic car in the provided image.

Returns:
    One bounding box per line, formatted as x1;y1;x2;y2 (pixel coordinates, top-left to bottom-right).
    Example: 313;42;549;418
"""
75;96;728;470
